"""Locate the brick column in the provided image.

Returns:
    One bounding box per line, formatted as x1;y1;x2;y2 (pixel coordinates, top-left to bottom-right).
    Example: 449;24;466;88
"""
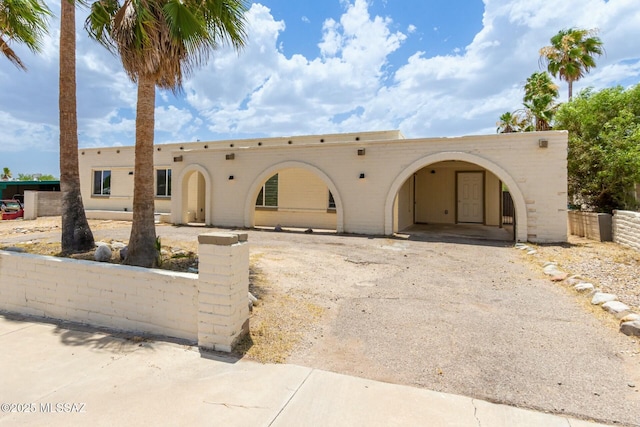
197;232;250;352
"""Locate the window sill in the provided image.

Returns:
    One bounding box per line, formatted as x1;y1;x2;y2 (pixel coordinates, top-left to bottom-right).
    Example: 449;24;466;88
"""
91;195;110;198
256;206;278;211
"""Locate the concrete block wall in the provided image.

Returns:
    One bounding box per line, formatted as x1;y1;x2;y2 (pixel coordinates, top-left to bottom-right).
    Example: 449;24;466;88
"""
23;191;62;219
0;232;250;351
613;210;640;251
568;211;613;242
196;232;250;352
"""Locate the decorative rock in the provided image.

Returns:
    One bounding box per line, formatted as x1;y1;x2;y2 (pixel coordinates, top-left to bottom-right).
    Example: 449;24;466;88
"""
527;250;537;255
274;224;283;232
187;267;198;274
574;283;595;293
94;244;112;262
248;292;258;304
111;242;126;250
542;261;556;268
551;273;568;282
620;321;640;337
515;243;529;250
620;313;640;324
304;228;314;233
591;292;617;305
543;264;562;276
120;246;128;261
602;301;630;315
95;241;110;248
4;247;25;253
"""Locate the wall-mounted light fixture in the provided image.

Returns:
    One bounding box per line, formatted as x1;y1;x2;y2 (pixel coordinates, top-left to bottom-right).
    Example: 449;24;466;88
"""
357;148;366;156
225;153;235;160
228;175;234;180
359;173;365;179
173;155;183;162
538;139;549;148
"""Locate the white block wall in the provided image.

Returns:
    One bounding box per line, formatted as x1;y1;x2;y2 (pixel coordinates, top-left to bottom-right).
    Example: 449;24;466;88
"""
0;232;251;351
0;251;198;341
613;210;640;251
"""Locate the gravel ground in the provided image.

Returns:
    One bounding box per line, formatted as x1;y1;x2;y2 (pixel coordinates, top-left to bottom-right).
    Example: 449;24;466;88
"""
1;218;639;426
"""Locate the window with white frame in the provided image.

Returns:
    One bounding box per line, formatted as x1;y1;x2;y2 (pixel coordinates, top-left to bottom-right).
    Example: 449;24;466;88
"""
156;169;172;197
256;174;278;207
93;170;111;196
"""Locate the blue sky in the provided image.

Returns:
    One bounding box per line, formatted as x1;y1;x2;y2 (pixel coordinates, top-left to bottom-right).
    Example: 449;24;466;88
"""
1;0;639;176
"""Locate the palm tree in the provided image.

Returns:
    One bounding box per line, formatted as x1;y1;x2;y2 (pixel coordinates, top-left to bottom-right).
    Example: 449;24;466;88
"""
496;110;532;133
1;167;11;180
539;28;604;100
59;0;95;253
0;0;50;69
86;0;248;267
496;112;519;133
523;71;559;131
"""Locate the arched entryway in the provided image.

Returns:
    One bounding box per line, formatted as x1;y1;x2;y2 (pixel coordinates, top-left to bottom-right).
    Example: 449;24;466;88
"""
174;164;212;225
385;152;527;241
244;161;344;233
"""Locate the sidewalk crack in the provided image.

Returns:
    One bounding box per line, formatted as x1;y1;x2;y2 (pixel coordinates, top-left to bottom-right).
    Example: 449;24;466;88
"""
471;399;482;427
267;368;314;426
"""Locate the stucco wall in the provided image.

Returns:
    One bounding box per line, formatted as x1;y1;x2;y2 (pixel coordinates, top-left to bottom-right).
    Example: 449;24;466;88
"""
79;130;568;243
613;210;640;251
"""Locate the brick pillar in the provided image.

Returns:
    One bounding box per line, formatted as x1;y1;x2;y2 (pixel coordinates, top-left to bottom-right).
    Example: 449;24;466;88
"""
197;232;250;352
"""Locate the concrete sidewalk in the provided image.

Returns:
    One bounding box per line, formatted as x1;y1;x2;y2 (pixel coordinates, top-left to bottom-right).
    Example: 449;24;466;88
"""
0;313;613;427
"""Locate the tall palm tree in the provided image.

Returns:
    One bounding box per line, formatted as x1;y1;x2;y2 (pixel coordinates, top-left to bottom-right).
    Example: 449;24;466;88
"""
86;0;248;267
523;71;559;131
539;28;604;100
60;0;95;253
0;0;50;69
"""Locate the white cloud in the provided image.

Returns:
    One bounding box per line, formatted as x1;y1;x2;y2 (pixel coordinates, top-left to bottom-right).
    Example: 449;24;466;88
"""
1;0;639;175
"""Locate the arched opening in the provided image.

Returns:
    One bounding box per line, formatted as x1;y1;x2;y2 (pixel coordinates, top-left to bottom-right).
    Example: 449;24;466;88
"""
385;153;527;242
244;162;344;233
174;164;211;225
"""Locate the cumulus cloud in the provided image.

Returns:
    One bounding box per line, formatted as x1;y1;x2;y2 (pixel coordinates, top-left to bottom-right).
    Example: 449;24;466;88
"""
1;0;639;175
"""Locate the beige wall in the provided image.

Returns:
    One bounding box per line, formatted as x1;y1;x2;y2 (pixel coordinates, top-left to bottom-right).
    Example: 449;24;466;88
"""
254;168;337;229
79;130;569;243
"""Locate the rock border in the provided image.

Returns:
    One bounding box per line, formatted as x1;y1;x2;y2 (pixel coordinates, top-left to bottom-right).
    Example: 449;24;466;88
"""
515;242;640;337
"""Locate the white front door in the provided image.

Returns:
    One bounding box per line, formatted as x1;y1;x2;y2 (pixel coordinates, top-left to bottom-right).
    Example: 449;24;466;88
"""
457;172;484;223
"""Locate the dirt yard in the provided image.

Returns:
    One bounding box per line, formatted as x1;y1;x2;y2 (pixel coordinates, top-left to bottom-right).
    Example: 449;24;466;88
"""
1;218;639;426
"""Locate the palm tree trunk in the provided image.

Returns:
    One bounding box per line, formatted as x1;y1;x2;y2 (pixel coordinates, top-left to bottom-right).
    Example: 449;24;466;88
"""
568;80;573;100
59;0;94;253
125;74;158;267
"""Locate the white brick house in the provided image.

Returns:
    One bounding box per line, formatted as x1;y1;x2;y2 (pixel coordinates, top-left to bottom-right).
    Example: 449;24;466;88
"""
78;130;568;242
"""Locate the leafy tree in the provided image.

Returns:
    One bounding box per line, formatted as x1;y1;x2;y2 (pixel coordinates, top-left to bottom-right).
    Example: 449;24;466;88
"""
523;71;559;131
38;173;56;181
17;173;33;180
86;0;249;267
539;28;604;100
555;85;640;212
59;0;95;253
0;0;51;69
1;167;11;180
